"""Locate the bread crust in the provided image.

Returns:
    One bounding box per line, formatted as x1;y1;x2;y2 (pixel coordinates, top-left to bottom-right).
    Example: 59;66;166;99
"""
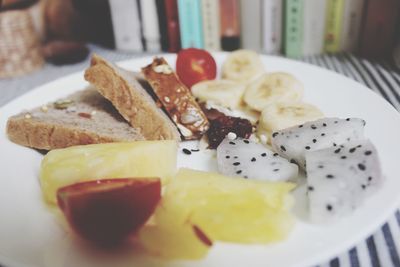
7;118;123;150
85;54;180;141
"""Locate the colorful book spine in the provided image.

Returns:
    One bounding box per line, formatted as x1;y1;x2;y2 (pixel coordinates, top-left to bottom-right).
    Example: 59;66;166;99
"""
219;0;241;51
261;0;283;54
240;0;262;51
323;0;344;53
201;0;221;51
284;0;303;58
140;0;161;51
165;0;181;52
108;0;142;51
302;0;327;56
156;0;169;51
340;0;364;52
177;0;204;49
359;0;400;59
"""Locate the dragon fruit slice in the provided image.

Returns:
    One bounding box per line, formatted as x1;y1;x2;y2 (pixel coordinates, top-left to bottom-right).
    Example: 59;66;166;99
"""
217;137;298;182
271;118;365;169
306;140;383;223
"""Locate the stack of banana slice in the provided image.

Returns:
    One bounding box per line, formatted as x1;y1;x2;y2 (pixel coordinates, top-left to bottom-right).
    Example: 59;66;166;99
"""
191;50;324;142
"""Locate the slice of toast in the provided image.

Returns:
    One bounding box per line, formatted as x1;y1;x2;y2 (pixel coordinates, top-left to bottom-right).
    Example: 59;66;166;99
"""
84;54;180;141
6;87;144;150
142;57;209;140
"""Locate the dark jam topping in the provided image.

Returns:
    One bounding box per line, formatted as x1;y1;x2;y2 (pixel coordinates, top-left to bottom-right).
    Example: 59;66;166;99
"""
203;107;253;149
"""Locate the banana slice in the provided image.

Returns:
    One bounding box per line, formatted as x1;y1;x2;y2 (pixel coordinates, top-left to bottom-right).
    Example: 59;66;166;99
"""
243;72;304;112
192;80;246;109
221;50;264;82
257;101;324;137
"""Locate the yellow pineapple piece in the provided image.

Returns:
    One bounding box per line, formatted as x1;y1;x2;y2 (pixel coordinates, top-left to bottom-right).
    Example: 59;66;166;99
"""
138;204;211;259
163;168;295;243
40;141;177;204
137;168;294;259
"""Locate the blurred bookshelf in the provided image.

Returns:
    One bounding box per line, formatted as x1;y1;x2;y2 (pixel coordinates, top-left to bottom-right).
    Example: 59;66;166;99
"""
0;0;400;78
105;0;400;60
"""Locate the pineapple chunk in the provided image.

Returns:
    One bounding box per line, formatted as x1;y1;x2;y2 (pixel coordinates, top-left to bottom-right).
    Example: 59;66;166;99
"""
138;204;211;259
163;168;295;243
138;168;294;259
40;141;177;204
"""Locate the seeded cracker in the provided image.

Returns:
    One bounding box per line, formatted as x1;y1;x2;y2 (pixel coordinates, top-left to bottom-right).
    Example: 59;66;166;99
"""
142;57;209;140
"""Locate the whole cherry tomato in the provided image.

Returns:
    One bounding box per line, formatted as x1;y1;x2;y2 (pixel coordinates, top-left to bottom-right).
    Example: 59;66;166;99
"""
176;48;217;89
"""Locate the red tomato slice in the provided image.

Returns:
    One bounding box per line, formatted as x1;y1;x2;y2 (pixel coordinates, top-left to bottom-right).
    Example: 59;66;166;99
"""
57;178;161;246
176;48;217;89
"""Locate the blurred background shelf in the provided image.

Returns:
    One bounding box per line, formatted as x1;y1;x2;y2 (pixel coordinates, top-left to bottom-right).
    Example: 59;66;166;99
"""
0;0;399;79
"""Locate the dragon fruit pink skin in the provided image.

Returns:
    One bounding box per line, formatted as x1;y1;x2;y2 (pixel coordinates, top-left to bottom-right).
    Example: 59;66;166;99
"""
306;140;383;223
271;118;366;169
217;137;298;182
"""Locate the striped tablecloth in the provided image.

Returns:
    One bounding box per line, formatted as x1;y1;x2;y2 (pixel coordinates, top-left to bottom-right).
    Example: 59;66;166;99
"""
0;45;399;267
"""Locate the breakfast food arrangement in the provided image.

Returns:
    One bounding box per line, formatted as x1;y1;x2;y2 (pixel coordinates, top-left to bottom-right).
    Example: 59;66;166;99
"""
5;49;384;260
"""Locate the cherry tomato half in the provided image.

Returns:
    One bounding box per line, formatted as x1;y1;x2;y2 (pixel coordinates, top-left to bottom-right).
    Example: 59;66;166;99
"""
176;48;217;89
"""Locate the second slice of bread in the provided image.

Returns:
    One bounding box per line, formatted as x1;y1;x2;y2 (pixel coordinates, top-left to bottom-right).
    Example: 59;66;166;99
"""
6;87;144;150
84;54;180;141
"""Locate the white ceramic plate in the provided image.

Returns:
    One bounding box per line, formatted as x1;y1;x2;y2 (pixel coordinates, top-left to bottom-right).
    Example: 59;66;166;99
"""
1;53;400;267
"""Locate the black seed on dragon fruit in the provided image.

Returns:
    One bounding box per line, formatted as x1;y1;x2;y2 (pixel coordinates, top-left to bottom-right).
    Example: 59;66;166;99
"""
217;137;298;182
271;118;365;169
305;140;383;223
